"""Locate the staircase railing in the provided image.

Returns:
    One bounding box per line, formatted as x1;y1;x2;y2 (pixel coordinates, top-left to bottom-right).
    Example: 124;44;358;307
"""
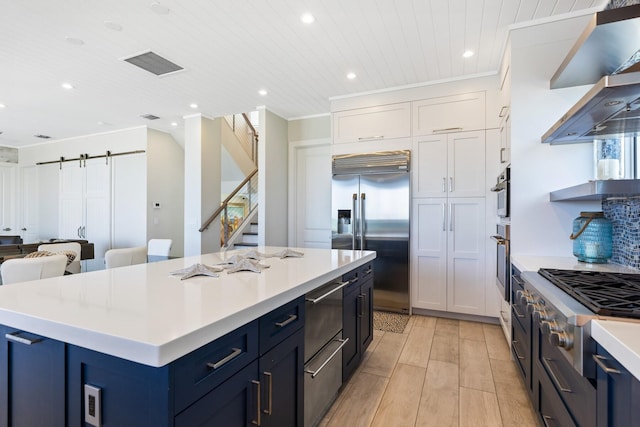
200;169;259;247
224;113;258;164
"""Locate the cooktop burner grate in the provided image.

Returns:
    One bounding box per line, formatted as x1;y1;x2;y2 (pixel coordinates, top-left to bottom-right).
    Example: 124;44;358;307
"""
538;268;640;319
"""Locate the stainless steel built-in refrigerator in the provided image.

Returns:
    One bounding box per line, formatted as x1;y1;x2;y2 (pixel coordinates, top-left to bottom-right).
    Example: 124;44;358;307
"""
331;150;410;313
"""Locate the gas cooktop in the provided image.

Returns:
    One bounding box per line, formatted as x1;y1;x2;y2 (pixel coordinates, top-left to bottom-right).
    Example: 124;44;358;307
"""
538;268;640;319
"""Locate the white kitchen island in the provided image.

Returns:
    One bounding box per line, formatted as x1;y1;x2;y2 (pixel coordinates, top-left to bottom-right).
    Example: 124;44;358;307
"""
0;247;376;426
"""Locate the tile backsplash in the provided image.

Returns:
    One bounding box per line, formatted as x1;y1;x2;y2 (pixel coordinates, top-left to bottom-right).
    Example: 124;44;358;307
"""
602;198;640;269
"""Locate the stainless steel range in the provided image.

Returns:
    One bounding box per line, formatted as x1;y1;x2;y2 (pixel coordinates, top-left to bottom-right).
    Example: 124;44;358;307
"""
522;268;640;377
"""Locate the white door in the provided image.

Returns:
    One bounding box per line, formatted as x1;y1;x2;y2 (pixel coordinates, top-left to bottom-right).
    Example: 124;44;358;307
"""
448;131;486;198
0;164;16;236
84;159;111;271
447;198;486;315
412;135;447;198
290;142;331;248
112;153;147;248
19;166;39;243
411;198;447;311
59;162;84;240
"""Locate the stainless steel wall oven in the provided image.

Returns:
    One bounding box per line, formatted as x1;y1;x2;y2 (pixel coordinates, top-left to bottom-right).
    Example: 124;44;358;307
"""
491;165;510;219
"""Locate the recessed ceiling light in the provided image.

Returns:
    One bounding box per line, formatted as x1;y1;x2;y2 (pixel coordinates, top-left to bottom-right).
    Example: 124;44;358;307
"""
347;72;357;80
150;2;170;14
258;89;268;96
0;104;6;109
190;103;199;109
61;82;74;90
301;13;315;24
64;36;85;46
171;122;178;127
104;21;123;31
462;50;474;58
97;121;113;126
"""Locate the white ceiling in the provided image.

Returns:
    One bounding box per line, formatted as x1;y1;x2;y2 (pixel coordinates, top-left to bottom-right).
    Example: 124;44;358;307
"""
0;0;606;148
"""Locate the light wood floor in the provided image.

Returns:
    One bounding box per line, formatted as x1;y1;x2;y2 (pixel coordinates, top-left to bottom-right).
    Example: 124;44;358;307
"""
319;315;540;427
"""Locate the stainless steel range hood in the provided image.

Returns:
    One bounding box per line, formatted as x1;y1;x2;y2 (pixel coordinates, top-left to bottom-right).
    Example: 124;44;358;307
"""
542;4;640;145
542;71;640;144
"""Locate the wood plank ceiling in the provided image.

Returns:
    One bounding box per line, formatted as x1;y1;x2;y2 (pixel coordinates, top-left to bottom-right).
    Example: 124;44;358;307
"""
0;0;606;147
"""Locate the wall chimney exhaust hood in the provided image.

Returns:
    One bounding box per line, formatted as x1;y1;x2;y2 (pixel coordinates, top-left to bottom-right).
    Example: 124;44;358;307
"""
542;4;640;145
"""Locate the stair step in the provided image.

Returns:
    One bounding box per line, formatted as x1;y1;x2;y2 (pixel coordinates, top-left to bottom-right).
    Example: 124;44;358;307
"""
235;242;258;248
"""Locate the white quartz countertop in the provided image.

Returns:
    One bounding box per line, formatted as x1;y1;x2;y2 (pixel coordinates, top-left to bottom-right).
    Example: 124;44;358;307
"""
592;320;640;380
511;255;639;274
0;247;375;367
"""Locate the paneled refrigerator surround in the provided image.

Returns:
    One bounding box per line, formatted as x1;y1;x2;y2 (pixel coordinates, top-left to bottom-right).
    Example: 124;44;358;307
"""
331;151;410;313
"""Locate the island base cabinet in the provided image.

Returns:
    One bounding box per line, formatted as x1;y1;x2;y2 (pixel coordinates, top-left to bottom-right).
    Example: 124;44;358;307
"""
0;327;65;427
175;360;260;427
67;345;171;427
342;263;374;382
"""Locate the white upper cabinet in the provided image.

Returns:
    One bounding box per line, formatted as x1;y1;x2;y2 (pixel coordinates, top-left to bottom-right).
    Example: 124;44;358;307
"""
413;131;486;198
332;102;411;144
412;92;486;136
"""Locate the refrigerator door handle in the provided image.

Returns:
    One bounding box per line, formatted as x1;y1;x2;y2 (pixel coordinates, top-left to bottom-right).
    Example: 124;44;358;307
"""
352;193;357;249
360;193;365;249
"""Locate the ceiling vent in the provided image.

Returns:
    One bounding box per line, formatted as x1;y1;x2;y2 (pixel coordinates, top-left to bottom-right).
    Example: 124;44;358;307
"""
34;134;52;139
123;51;183;76
140;114;160;120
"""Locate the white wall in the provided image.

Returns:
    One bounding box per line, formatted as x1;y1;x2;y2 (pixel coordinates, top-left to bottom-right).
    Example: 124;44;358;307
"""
18;127;148;242
259;108;288;246
183;115;221;256
510;16;602;257
147;128;185;257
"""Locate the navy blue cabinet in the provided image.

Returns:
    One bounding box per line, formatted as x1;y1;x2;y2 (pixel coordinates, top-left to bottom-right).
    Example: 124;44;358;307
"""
259;328;304;427
342;262;373;381
175;360;259;427
0;326;65;427
595;344;640;427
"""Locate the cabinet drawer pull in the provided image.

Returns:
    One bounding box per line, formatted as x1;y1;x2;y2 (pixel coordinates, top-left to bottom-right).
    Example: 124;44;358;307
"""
304;338;349;378
306;281;350;304
542;357;572;393
5;332;42;345
207;347;242;370
433;127;463;133
359;294;365;317
593;354;621;374
357;135;384;141
263;372;273;415
449;177;453;193
542;414;554;427
512;305;525;318
274;314;297;328
251;380;261;426
442;177;446;193
500;147;507;163
363;268;372;275
511;340;525;360
499;106;508;118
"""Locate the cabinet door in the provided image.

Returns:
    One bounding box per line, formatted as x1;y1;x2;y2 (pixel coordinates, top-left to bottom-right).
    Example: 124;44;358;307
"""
412;135;448;197
175;360;259;427
0;327;65;427
84;159;111;271
259;328;304;427
447;198;486;315
411;198;447;310
448;131;486;198
0;164;16;235
412;92;486;136
595;344;640;427
333;103;411;144
342;284;360;381
359;278;374;352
